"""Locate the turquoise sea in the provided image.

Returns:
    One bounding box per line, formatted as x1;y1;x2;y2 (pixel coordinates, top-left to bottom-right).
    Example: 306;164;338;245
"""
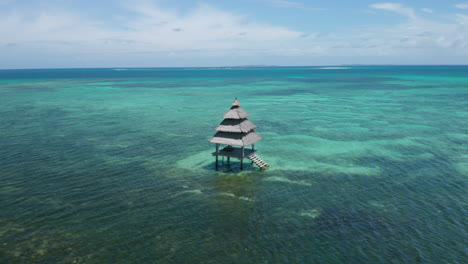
0;66;467;263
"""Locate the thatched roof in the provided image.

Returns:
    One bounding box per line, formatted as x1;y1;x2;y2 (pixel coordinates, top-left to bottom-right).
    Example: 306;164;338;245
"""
210;98;263;147
222;107;250;119
215;119;256;133
209;131;262;146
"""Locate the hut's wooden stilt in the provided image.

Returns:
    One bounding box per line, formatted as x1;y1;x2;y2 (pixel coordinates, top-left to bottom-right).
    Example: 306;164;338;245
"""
241;146;245;170
215;144;219;170
251;145;254;164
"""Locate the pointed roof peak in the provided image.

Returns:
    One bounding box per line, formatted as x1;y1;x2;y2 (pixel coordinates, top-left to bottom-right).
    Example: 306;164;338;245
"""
232;98;240;107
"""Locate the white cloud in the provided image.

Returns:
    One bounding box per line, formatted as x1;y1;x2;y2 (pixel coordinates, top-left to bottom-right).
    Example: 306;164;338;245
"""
268;0;305;9
421;8;434;14
0;2;306;55
265;0;325;10
370;3;416;19
455;3;468;9
121;3;304;52
344;11;468;57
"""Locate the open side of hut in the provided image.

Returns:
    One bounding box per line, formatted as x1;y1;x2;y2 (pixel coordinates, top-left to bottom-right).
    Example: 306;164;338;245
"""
209;99;269;170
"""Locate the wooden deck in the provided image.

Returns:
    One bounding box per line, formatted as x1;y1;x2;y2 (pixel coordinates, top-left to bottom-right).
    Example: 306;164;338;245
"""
212;148;256;159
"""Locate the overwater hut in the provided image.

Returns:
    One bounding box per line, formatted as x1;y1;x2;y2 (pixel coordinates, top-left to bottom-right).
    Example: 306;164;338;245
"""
209;99;269;170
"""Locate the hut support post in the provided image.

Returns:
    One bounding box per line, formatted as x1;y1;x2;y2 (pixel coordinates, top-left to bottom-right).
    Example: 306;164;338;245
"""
215;144;219;170
251;144;255;164
241;146;245;170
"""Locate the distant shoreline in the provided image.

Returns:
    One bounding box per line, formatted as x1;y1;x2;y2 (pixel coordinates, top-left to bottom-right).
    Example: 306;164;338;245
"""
1;65;468;71
317;67;351;69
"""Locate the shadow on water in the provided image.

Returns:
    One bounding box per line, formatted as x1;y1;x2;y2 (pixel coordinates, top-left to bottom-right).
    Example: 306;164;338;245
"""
201;159;264;173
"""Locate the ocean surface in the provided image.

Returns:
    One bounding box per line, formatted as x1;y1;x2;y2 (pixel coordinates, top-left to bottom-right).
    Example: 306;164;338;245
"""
0;66;467;263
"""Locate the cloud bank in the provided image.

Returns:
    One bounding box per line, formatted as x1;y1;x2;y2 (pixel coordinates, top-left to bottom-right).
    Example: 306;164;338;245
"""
370;3;416;18
0;1;467;68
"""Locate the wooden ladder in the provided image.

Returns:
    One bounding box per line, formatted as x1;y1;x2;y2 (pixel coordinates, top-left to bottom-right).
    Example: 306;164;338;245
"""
247;154;270;170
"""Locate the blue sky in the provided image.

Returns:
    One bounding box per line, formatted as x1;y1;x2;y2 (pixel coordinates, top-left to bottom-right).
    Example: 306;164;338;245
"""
1;0;468;68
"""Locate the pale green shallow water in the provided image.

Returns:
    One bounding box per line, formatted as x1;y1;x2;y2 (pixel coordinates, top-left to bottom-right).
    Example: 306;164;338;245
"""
0;67;467;263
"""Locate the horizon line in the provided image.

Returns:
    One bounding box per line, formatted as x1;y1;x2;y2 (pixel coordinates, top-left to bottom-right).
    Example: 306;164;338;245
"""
2;64;468;71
